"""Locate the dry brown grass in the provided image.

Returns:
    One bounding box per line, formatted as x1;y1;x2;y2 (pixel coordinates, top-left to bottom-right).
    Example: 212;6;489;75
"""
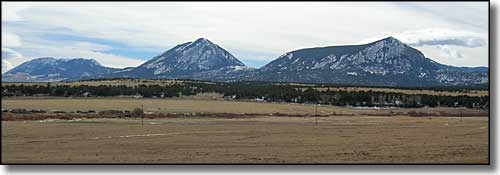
1;98;489;163
1;116;488;164
2;98;488;117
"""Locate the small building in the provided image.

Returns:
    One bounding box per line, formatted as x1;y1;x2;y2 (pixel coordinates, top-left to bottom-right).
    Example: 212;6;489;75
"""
255;96;266;102
82;92;92;97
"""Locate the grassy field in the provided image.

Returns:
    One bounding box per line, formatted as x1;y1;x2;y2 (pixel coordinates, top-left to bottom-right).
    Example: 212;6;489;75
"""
1;97;489;164
1;97;489;117
1;116;488;164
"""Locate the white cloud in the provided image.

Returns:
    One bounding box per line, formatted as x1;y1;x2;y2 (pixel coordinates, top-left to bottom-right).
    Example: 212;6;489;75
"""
69;42;113;52
1;47;30;73
1;2;489;68
4;3;463;52
2;59;14;73
1;31;22;47
397;29;486;48
1;2;31;21
394;2;488;31
359;28;486;48
436;45;464;60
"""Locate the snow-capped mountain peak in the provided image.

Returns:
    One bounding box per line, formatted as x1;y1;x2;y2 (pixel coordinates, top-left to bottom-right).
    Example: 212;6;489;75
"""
250;36;487;87
113;38;247;79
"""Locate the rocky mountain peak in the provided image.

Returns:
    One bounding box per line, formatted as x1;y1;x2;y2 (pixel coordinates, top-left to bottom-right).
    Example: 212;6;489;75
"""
74;58;101;66
124;38;246;78
369;36;407;49
193;37;211;44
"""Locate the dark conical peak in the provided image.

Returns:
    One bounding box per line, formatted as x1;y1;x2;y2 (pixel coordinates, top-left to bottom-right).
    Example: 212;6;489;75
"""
141;37;245;72
377;36;403;44
384;36;397;40
156;38;219;56
194;37;208;42
193;38;213;45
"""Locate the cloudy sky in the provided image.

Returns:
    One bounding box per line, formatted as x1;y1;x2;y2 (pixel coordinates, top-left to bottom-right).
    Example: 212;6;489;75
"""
1;2;489;73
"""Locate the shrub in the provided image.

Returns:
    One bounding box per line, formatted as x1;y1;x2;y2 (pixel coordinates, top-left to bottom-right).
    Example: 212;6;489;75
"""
407;110;426;117
132;108;144;117
10;109;29;114
98;110;123;118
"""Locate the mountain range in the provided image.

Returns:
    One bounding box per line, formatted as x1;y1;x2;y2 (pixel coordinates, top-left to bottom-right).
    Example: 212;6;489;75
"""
1;37;488;87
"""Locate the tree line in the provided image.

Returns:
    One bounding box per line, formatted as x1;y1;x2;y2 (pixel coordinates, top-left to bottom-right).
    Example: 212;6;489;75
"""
1;81;489;109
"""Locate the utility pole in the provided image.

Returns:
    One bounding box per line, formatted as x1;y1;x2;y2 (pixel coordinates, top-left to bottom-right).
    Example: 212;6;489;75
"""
141;104;144;125
315;90;320;125
315;103;318;116
315;108;318;125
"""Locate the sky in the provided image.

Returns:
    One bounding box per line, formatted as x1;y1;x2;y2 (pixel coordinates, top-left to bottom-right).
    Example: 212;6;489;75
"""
1;2;489;73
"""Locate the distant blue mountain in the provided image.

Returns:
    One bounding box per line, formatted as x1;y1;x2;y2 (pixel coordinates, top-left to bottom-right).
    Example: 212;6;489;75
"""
2;57;119;82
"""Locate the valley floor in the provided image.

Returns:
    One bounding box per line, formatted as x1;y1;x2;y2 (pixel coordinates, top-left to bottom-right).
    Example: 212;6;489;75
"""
1;97;489;164
1;116;488;164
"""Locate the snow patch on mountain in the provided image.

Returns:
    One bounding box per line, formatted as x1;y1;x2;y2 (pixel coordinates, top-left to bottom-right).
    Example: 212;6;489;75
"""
249;37;488;87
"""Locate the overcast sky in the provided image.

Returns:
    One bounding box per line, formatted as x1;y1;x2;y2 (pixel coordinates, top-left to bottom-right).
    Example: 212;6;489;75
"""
1;2;489;73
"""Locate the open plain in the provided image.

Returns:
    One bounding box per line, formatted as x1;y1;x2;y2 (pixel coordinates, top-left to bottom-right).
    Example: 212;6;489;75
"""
1;98;489;164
